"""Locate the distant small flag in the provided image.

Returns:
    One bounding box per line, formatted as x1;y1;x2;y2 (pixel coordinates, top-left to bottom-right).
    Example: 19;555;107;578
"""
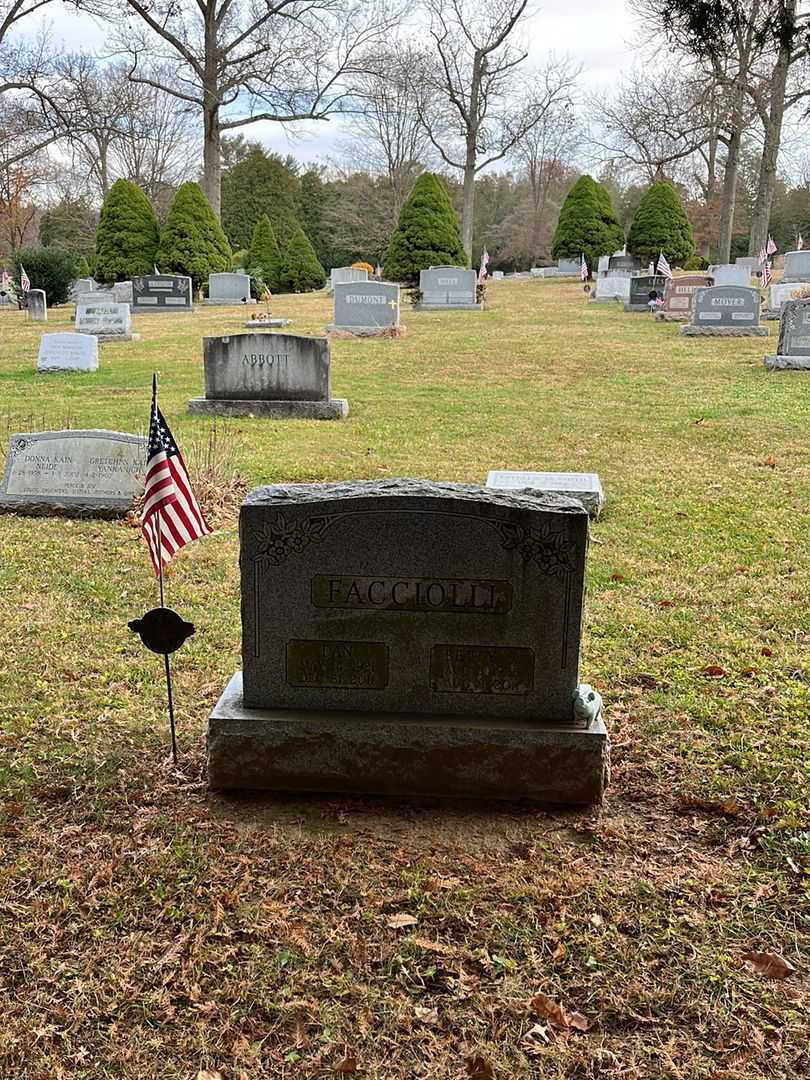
798;234;804;251
0;269;9;289
767;235;777;256
648;261;655;276
375;264;382;278
580;254;588;281
154;265;160;275
656;251;673;280
141;377;211;577
478;247;490;283
19;265;30;292
761;261;772;290
758;244;767;265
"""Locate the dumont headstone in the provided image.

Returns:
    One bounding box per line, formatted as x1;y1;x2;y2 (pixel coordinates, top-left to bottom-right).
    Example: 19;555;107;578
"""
328;266;368;294
624;275;667;312
709;263;751;288
485;469;605;519
206;479;608;803
205;272;255;305
331;280;400;335
764;297;810;370
680;285;767;337
112;280;133;305
417;266;481;310
782;250;810;282
27;289;47;322
188;332;347;419
132;274;193;313
37;332;99;373
75;300;134;341
657;274;711;321
0;430;146;517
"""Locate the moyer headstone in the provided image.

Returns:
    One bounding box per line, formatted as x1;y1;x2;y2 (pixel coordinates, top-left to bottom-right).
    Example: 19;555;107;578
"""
657;274;711;321
417;266;480;310
331;280;400;335
132;274;193;313
75;300;134;341
781;250;810;282
27;289;47;322
205;479;608;803
37;332;98;373
204;272;255;305
188;332;347;419
680;285;767;337
328;266;369;295
764;298;810;370
709;263;751;288
0;430;146;517
624;275;667;312
485;469;605;519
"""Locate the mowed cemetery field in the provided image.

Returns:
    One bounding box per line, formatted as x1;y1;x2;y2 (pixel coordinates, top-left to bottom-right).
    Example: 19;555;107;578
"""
0;278;808;1078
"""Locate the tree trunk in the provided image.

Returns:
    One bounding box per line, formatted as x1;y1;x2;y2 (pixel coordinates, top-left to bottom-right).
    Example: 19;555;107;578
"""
748;1;794;257
461;147;476;268
202;94;221;218
718;118;742;263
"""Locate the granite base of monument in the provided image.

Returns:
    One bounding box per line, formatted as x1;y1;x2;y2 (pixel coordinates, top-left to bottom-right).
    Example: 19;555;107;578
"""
188;396;348;419
413;302;483;311
764;354;810;370
326;324;407;339
207;672;609;804
680;324;768;337
243;318;292;329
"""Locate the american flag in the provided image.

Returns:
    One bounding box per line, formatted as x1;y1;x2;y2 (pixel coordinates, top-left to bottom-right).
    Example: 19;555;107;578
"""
580;253;588;281
141;378;211;577
656;251;673;280
758;244;767;265
767;235;777;256
19;265;30;292
478;247;490;283
761;261;772;290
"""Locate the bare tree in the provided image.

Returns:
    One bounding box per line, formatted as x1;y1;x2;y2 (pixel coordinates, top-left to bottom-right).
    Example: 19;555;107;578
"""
104;0;399;216
417;0;574;264
0;100;52;251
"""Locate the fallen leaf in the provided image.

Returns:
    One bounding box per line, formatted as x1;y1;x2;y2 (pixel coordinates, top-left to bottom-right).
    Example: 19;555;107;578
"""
386;912;417;929
761;646;773;657
636;673;659;689
764;455;777;468
551;942;566;961
741;951;796;979
530;992;588;1031
568;1012;589;1032
589;913;604;928
414;1006;440;1027
658;598;676;608
465;1053;494;1080
702;665;727;677
335;1056;358;1073
610;572;625;582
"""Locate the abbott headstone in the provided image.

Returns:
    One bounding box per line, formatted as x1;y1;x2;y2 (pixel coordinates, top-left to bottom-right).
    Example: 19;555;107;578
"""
27;289;47;322
188;332;347;419
0;430;146;517
205;272;254;305
75;301;134;340
37;332;98;373
486;469;605;518
418;266;480;309
332;281;400;335
206;479;608;803
765;298;810;370
132;274;193;313
681;285;766;336
658;275;711;320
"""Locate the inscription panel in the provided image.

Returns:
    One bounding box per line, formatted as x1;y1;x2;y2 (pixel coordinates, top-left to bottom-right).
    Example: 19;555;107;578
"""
312;575;512;613
287;640;389;689
430;645;534;695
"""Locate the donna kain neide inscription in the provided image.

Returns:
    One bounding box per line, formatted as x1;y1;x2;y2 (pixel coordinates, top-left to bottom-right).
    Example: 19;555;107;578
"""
206;479;608;803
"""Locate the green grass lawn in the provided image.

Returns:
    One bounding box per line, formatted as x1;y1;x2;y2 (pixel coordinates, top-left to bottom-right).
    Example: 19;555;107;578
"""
0;281;807;1078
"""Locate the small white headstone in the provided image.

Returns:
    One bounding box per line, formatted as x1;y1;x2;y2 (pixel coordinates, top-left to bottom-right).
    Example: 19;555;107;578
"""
37;333;99;373
485;470;605;518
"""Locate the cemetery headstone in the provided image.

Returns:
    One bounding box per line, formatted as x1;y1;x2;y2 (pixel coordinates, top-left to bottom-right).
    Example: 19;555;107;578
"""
597;255;610;274
557;257;581;276
764;280;810;320
330;280;401;336
709;263;751;288
328;266;369;294
735;256;759;270
680;285;767;337
592;274;632;303
781;250;810;282
75;300;135;341
417;266;481;310
764;297;810;370
71;278;97;301
112;280;134;305
132;274;193;313
205;272;255;305
37;332;99;373
27;289;47;322
205;478;608;803
657;274;711;321
188;332;347;419
624;275;667;312
608;255;641;272
486;470;604;518
0;429;146;517
492;270;504;280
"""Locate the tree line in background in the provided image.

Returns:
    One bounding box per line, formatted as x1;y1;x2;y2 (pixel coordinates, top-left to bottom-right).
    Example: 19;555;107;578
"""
1;0;810;277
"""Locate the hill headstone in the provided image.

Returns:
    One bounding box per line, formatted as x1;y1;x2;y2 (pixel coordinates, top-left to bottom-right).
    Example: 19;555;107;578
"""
657;275;711;321
417;266;480;310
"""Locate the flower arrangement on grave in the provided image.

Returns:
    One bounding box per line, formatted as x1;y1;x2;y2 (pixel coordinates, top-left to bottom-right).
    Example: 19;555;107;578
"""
351;261;374;276
790;286;810;300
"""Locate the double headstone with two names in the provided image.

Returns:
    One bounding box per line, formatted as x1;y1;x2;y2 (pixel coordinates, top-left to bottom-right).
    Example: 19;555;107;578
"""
132;274;193;313
0;430;146;517
204;272;255;305
330;281;401;336
188;332;348;419
37;332;98;373
75;300;135;341
27;290;47;322
656;275;712;321
764;298;810;370
205;478;608;803
680;285;767;337
592;273;632;303
417;266;481;310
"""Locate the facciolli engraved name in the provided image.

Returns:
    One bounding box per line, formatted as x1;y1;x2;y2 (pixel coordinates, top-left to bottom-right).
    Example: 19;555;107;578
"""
311;575;512;613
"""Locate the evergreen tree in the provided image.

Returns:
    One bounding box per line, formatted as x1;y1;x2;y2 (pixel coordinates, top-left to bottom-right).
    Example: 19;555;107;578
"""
94;179;160;283
297;169;330;268
76;256;92;278
248;214;281;290
156;182;232;288
277;225;326;292
13;247;77;305
552;175;625;274
384;173;466;283
627;180;694;267
221;147;301;251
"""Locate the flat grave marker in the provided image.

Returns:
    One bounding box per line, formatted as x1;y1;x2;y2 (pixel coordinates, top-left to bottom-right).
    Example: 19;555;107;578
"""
485;469;605;518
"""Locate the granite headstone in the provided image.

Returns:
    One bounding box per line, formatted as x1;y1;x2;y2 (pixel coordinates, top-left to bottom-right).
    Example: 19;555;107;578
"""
485;469;605;519
112;281;134;305
765;280;810;319
75;300;134;340
37;332;99;373
680;285;767;336
592;274;632;302
764;297;810;370
328;267;368;294
625;275;667;312
331;281;400;334
132;274;193;313
709;264;751;288
608;255;641;272
27;289;47;322
782;250;810;282
417;266;480;309
657;275;711;320
205;272;255;305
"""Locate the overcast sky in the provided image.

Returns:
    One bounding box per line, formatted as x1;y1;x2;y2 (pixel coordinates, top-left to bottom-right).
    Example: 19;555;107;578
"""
34;0;642;167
